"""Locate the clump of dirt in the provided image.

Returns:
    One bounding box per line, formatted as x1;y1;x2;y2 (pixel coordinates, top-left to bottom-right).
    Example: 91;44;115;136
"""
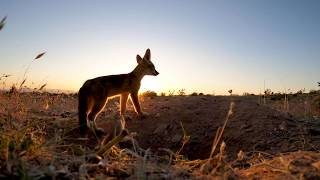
97;96;320;160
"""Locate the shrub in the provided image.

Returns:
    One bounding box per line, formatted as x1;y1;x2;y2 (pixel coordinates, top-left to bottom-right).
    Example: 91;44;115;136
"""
8;85;18;94
270;94;283;101
243;92;251;96
312;96;320;109
141;90;157;97
310;90;320;94
168;90;175;96
190;92;198;96
160;92;166;96
177;89;186;96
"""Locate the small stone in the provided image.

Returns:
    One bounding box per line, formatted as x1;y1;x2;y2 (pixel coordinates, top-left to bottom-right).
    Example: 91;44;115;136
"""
153;124;168;134
279;121;287;130
171;134;182;143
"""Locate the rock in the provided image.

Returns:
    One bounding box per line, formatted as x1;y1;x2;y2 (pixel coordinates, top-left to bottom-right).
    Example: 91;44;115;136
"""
279;121;287;131
171;134;182;143
153;124;169;134
240;123;251;130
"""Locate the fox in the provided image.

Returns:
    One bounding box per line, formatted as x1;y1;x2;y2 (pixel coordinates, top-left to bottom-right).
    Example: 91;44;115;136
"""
78;49;159;134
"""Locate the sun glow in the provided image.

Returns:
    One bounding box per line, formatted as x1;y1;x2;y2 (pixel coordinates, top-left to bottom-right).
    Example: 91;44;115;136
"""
140;76;161;93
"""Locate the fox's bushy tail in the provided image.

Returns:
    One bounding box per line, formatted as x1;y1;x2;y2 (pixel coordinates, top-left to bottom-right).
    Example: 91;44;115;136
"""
78;88;88;133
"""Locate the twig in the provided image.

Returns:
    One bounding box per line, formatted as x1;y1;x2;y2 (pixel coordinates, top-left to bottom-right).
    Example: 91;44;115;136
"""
209;102;235;159
96;129;128;157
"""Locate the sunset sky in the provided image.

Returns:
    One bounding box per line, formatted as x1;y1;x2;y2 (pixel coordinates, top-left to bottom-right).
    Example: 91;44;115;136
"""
1;0;319;95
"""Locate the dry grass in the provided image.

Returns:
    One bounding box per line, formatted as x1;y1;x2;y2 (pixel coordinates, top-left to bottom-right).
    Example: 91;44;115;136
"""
0;16;6;31
0;91;320;179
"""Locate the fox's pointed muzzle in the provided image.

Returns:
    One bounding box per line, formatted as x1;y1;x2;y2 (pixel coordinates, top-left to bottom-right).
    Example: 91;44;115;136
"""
153;70;159;76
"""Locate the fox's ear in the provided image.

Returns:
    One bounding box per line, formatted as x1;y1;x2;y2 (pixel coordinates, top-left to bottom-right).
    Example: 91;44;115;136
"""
143;48;151;60
136;55;143;64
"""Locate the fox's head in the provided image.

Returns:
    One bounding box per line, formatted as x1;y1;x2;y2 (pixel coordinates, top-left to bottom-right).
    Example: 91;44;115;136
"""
136;49;159;76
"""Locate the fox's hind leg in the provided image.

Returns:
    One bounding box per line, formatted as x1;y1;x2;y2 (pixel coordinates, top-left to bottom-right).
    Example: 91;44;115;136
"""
78;90;94;134
87;99;107;134
119;93;129;131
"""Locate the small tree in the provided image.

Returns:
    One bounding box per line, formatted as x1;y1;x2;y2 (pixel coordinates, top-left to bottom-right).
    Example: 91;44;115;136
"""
190;92;198;96
160;92;166;96
264;89;272;96
178;89;186;96
141;90;157;97
243;92;250;96
168;90;175;96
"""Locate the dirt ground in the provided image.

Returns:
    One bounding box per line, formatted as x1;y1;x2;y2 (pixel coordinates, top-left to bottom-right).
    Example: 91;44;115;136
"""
0;92;320;179
96;96;320;160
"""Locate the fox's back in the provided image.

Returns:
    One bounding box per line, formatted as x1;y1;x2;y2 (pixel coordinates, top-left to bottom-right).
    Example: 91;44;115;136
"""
80;73;140;97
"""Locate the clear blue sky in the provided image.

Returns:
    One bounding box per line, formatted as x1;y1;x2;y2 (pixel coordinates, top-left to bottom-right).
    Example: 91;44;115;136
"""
1;0;319;95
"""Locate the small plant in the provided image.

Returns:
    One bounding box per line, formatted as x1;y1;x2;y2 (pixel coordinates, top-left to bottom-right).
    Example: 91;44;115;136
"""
190;92;198;96
176;120;190;155
200;102;235;176
168;90;175;96
264;89;272;96
0;74;11;90
8;84;18;94
283;89;290;112
38;83;47;91
314;96;320;109
20;52;46;84
159;92;166;96
0;74;11;81
140;90;157;97
0;16;7;31
243;92;250;96
309;89;319;94
209;102;234;158
177;89;186;96
262;88;272;105
270;93;282;101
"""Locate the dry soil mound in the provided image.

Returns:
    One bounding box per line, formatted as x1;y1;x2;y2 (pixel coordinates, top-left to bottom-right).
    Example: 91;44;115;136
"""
98;96;320;160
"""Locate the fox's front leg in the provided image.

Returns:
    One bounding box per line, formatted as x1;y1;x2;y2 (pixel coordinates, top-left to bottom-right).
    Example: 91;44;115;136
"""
118;93;130;130
120;93;129;116
130;92;147;118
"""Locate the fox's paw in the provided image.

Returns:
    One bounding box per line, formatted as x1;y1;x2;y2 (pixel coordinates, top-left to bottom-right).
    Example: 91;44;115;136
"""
138;112;149;119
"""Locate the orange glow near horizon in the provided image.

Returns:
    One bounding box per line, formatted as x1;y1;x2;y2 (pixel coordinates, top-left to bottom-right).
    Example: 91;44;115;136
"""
1;1;319;95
